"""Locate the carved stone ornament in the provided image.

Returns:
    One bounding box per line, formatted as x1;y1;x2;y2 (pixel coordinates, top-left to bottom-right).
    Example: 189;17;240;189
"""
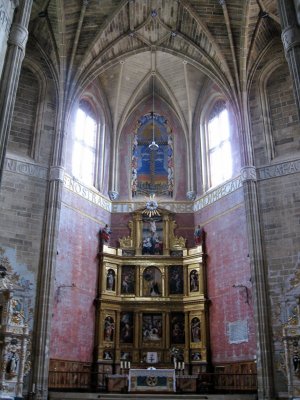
240;166;257;182
0;268;29;399
108;191;119;201
119;236;133;248
8;23;28;52
186;191;196;201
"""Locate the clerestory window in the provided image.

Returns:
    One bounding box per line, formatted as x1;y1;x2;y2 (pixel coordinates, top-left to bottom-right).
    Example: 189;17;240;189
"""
207;101;232;188
72;100;98;186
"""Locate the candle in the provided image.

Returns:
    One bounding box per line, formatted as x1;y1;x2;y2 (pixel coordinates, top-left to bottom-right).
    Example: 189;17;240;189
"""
32;383;35;393
120;361;124;369
182;362;185;370
128;361;131;369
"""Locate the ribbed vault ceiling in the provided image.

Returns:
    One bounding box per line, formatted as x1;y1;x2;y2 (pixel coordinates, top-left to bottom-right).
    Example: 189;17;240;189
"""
29;0;281;133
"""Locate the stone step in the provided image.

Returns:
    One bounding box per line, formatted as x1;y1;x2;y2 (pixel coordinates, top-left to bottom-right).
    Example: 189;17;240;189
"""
49;393;257;400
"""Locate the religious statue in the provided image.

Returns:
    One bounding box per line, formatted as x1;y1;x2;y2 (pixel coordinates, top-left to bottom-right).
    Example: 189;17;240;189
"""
191;317;201;342
101;224;111;243
106;269;115;291
194;225;203;246
6;351;19;375
104;316;114;341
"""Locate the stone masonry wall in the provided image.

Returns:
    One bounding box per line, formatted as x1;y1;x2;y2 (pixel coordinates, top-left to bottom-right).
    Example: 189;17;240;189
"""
195;188;256;364
266;64;300;158
8;66;38;157
257;172;300;391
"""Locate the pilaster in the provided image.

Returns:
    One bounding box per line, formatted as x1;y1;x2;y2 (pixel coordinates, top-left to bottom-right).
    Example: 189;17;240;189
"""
0;0;32;185
30;167;65;400
241;167;275;399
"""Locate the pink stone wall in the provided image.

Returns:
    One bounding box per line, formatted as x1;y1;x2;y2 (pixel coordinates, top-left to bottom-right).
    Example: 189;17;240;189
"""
195;189;256;363
50;189;110;362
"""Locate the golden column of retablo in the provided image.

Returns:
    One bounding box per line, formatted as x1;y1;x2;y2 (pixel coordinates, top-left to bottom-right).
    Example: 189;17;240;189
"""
163;214;170;255
134;214;142;255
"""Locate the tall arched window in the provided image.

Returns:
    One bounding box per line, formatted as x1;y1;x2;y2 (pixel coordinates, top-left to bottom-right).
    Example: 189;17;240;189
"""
207;100;232;188
72;100;98;186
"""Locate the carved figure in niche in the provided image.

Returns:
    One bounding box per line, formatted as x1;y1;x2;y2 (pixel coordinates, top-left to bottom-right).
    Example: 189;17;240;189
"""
6;351;19;375
143;267;161;296
142;218;163;255
121;266;135;294
104;316;114;341
142;314;162;341
190;270;199;292
169;266;183;294
194;225;203;246
120;312;134;343
293;354;299;372
191;352;201;361
149;220;156;235
106;269;115;291
191;317;201;343
171;313;185;344
121;352;131;361
101;224;111;242
104;351;113;360
190;269;199;292
10;298;24;325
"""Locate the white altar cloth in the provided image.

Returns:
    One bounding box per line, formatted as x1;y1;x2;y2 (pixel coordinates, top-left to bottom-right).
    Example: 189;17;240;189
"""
128;368;176;392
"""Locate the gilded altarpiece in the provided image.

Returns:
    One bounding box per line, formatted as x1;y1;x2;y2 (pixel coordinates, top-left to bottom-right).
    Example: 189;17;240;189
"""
96;209;208;379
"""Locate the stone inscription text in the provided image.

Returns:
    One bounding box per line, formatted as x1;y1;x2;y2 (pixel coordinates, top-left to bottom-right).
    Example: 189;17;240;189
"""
63;174;111;212
4;158;48;179
194;176;242;211
258;159;300;180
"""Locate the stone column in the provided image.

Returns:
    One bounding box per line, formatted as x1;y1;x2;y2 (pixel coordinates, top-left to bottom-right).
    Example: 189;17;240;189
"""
241;166;275;400
278;0;300;118
0;0;32;185
0;0;19;78
30;167;65;400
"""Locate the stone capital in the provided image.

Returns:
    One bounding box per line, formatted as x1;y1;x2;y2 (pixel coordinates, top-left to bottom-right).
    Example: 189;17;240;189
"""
8;23;28;52
49;166;65;182
281;25;300;53
108;190;119;201
186;191;196;201
240;166;257;182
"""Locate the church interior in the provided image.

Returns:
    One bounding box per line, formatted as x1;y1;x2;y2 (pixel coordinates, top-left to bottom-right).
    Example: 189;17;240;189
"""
0;1;300;399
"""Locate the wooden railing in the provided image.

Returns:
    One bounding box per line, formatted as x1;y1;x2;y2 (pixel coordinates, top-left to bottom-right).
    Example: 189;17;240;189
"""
48;371;107;391
49;370;257;393
197;372;257;393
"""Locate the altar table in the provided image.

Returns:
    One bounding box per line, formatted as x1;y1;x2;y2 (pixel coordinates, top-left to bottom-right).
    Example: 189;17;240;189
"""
128;368;176;392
